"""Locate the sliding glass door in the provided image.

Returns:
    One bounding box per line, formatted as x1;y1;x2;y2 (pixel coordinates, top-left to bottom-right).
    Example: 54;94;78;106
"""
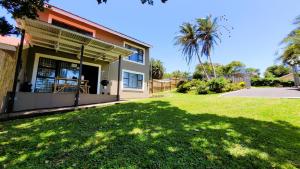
34;57;80;93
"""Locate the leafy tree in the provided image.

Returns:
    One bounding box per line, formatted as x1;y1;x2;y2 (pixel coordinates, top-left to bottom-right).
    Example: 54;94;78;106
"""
279;15;300;85
0;0;168;36
0;0;49;35
181;71;190;79
264;65;291;78
151;58;165;79
193;62;224;79
175;23;210;79
171;70;182;79
222;61;246;77
167;70;190;79
246;68;260;78
279;44;300;66
163;73;172;79
280;21;300;66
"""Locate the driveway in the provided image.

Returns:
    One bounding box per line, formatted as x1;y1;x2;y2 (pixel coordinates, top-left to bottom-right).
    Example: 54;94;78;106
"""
222;87;300;98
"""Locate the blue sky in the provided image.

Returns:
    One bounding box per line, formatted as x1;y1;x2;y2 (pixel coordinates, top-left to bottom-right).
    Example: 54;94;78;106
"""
2;0;300;73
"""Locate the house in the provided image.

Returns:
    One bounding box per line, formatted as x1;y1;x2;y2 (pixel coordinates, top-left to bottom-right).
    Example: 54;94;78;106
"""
1;4;151;113
279;73;294;81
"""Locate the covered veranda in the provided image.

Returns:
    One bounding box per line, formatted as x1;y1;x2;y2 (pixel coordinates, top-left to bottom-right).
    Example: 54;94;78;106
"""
6;18;133;112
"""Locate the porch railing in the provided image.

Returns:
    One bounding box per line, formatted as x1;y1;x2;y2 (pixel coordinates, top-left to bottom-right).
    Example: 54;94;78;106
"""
53;77;90;94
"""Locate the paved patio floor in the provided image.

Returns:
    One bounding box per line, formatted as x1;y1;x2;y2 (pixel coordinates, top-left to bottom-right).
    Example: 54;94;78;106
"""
222;87;300;98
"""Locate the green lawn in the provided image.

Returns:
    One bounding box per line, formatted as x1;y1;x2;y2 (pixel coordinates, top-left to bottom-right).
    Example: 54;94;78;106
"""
1;93;300;168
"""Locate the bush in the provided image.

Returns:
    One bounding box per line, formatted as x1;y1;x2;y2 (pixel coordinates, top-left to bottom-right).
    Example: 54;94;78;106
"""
176;80;186;88
189;79;203;89
239;82;246;88
251;78;294;87
208;78;229;93
196;81;209;94
176;78;246;95
176;82;191;93
280;80;295;87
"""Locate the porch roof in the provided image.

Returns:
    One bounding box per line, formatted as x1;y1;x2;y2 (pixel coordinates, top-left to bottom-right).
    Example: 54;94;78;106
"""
17;18;134;62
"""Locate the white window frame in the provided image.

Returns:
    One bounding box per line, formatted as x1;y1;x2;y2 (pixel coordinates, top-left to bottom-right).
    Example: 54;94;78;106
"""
121;69;145;91
31;53;101;94
123;42;146;65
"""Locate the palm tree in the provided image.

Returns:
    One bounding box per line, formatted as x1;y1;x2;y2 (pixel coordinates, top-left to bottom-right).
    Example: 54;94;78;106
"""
279;15;300;86
196;15;222;78
279;44;300;66
150;58;165;79
279;44;300;86
175;23;210;80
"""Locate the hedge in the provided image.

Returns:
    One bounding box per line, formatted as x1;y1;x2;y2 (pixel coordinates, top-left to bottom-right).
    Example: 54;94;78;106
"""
251;78;294;87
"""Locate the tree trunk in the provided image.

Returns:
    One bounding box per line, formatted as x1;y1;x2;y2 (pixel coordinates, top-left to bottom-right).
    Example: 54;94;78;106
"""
208;54;217;78
196;52;210;80
292;65;300;87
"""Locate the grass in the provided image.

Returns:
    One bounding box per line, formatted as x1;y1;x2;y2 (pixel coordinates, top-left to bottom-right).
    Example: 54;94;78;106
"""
1;92;300;168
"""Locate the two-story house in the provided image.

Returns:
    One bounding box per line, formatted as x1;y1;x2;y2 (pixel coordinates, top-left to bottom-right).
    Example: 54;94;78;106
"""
4;4;151;112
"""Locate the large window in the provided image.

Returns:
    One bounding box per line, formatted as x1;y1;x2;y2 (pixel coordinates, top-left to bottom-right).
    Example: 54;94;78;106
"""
34;58;79;93
123;71;143;90
124;44;144;64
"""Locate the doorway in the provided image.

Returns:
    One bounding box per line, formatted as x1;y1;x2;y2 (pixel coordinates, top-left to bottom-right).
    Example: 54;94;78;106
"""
82;65;99;94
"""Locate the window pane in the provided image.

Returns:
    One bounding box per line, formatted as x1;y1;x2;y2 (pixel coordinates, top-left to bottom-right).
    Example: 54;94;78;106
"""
137;81;142;89
124;72;129;79
39;58;56;68
125;44;144;63
37;68;56;78
138;74;143;81
129;73;137;88
35;78;54;93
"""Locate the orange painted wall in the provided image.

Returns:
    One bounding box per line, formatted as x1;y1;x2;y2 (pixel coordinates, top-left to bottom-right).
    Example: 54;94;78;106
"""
37;8;146;48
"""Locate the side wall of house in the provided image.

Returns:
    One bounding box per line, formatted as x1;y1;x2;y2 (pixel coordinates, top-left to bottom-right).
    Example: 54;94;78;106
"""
106;49;150;99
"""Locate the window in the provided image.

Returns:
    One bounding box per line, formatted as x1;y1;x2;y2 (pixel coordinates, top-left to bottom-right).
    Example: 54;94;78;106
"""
52;19;93;37
34;57;79;93
123;71;143;89
124;44;144;64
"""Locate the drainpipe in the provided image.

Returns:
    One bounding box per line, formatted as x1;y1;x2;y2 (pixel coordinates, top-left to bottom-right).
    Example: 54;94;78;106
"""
74;45;84;106
7;29;25;113
117;55;122;101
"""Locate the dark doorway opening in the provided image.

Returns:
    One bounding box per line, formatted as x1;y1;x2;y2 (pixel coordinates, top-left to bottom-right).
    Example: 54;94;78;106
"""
82;65;99;94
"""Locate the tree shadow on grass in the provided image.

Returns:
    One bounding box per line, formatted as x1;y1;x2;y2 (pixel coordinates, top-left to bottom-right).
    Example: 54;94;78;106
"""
0;101;299;168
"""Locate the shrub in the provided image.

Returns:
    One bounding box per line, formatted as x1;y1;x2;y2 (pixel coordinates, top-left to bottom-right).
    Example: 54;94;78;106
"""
189;79;203;90
208;78;229;93
176;80;186;88
251;78;294;87
239;82;246;88
196;81;209;94
281;80;295;87
176;82;191;93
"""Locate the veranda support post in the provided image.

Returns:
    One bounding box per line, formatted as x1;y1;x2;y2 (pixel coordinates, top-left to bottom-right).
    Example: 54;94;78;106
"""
117;55;122;101
74;45;84;106
7;29;25;113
